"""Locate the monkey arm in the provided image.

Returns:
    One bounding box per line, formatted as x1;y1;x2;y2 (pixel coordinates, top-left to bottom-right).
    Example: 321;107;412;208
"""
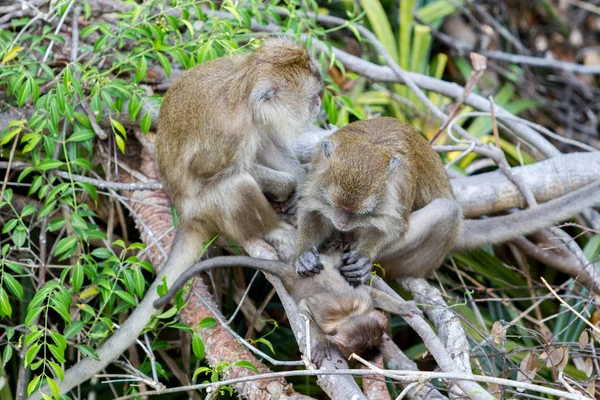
250;164;298;202
297;298;337;366
340;227;398;285
295;210;333;276
455;179;600;250
368;287;423;318
154;256;290;309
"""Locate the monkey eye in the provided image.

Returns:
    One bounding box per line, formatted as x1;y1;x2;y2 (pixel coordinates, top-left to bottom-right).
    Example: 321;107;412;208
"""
260;87;278;101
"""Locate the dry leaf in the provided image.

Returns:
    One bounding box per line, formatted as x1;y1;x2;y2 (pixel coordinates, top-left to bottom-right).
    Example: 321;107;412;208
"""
487;383;501;399
591;308;600;327
516;352;538;392
579;330;589;350
584;358;593;377
492;321;504;344
546;346;569;372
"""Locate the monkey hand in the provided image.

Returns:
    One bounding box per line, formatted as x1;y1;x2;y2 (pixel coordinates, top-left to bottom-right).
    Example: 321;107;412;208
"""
295;246;324;277
311;342;335;367
340;250;372;286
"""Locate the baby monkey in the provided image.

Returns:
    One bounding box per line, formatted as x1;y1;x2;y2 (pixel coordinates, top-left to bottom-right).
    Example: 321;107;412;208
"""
295;117;600;284
154;254;418;365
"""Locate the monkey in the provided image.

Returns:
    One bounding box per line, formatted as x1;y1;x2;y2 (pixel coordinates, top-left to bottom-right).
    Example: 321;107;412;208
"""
154;253;420;366
155;38;323;270
295;117;600;284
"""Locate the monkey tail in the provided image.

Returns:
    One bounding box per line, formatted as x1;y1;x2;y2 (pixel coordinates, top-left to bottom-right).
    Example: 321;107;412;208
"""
455;179;600;250
154;256;290;308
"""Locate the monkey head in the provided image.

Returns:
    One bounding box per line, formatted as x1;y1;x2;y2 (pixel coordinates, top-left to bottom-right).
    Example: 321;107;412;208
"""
311;134;401;232
247;38;323;137
322;297;387;361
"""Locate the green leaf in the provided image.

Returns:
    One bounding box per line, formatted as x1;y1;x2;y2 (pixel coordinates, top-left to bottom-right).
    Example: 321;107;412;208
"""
81;25;100;37
47;377;60;400
134;56;147;83
115;290;136;306
54;237;78;256
115;134;125;153
157;52;171;77
50;331;67;350
133;268;145;297
0;287;12;317
140;112;151;133
38;200;57;219
11;227;26;248
255;337;275;355
197;317;216;329
156;306;178;319
192;333;205;360
64;321;84;339
48;343;66;363
25;343;41;366
36;159;65;172
2;218;18;233
192;366;211;381
17;77;32;107
91;248;113;259
78;344;100;360
110;117;126;137
4;274;23;299
234;360;258;373
27;374;42;395
3;344;13;367
67;128;95;142
157;275;168;297
48;360;64;381
25;330;44;346
25;307;44;327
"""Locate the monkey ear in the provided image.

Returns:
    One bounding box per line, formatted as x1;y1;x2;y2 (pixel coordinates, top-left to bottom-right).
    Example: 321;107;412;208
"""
388;156;400;172
322;141;333;158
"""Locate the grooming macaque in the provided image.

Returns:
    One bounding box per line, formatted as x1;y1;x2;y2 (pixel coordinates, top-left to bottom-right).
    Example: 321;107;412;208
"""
156;38;323;268
296;117;600;284
154;254;419;365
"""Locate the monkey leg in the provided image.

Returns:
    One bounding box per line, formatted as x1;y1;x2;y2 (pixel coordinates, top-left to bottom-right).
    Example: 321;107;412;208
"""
199;171;295;262
378;198;463;279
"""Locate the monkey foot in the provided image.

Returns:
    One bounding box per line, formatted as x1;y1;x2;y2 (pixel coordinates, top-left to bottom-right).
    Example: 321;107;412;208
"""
396;300;423;319
311;343;334;367
341;250;372;285
296;246;323;277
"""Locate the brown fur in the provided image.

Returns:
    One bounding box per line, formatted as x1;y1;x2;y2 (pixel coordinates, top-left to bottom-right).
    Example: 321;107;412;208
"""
156;38;323;259
153;254;408;365
296;117;459;281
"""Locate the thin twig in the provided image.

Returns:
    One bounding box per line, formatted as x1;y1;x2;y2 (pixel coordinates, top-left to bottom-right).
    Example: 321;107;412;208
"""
430;53;487;144
540;277;600;335
41;0;76;63
111;367;593;400
0;131;21;203
71;5;81;62
192;290;305;366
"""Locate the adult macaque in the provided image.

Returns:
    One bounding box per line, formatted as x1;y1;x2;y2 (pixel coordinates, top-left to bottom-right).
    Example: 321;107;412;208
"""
156;38;323;268
154;253;420;365
295;117;600;284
